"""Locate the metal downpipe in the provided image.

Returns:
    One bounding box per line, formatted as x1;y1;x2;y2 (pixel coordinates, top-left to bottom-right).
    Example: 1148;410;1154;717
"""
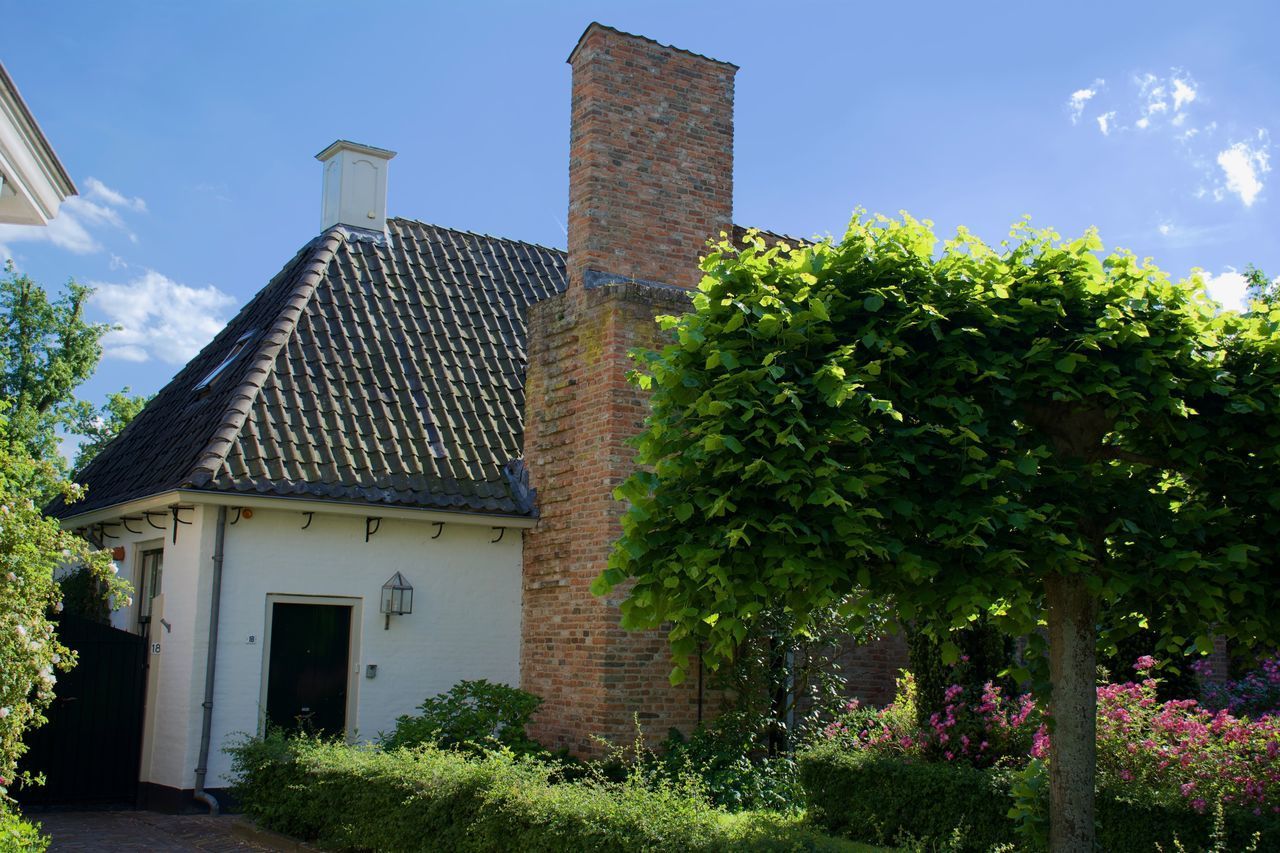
193;505;228;815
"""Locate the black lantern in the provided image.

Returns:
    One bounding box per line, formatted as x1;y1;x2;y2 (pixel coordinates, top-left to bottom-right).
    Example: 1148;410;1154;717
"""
381;571;413;629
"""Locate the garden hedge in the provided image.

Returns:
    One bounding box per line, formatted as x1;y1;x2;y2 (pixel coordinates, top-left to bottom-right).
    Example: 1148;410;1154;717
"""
799;743;1280;851
229;735;863;852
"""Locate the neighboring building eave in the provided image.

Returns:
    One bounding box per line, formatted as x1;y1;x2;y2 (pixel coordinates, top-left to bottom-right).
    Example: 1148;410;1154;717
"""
54;488;537;531
0;61;75;225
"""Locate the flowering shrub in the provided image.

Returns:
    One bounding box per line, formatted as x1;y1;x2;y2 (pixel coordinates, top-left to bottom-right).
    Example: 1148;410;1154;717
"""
820;658;1280;827
1196;655;1280;718
822;672;1044;769
1097;657;1280;816
0;450;122;802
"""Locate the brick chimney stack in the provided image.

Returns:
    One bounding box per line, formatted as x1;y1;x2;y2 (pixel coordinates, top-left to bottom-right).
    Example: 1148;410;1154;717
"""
520;25;738;754
566;24;737;290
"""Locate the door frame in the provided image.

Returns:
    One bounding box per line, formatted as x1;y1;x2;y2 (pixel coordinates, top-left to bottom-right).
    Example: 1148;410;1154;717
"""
258;593;362;739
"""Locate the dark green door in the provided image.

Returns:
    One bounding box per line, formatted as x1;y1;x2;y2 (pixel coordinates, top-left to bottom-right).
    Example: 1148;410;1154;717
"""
265;602;352;736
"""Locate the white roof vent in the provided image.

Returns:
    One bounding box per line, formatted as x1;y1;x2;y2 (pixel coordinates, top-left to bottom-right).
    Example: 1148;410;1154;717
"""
315;140;396;233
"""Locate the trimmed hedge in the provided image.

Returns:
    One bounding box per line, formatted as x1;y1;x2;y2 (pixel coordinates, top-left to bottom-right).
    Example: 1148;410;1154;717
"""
800;744;1013;851
229;734;868;852
799;743;1280;851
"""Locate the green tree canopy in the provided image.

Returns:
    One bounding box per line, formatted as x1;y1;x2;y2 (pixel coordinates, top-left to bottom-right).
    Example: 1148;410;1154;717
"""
596;215;1280;850
0;264;107;486
68;387;151;473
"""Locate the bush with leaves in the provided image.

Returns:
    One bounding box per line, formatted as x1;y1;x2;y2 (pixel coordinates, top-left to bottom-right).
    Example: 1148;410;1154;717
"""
382;679;546;755
0;449;122;802
0;804;46;852
906;619;1013;727
228;731;857;852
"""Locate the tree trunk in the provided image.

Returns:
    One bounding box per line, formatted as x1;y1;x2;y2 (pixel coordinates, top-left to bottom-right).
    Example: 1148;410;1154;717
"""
1045;573;1099;853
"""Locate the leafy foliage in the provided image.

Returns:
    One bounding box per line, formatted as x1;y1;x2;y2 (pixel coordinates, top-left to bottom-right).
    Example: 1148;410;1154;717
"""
0;449;122;801
0;804;46;852
382;679;546;755
228;732;861;852
56;566;112;624
0;265;106;489
68;387;150;473
906;619;1013;727
595;213;1280;847
599;213;1280;679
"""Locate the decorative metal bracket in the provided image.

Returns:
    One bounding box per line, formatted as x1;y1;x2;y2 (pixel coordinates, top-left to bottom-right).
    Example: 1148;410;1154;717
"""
431;522;444;539
490;527;506;544
365;517;383;542
145;511;168;531
96;522;120;541
121;516;144;535
229;507;244;525
170;505;193;543
301;511;314;530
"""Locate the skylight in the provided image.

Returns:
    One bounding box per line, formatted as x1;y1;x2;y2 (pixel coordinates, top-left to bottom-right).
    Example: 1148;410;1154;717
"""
194;330;256;393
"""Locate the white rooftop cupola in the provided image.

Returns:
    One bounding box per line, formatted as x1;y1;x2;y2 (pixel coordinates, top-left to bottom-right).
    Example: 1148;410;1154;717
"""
316;140;396;233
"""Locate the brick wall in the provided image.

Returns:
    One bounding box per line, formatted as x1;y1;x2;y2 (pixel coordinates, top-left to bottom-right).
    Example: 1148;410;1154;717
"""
566;24;736;291
520;23;900;755
520;25;736;754
521;281;706;753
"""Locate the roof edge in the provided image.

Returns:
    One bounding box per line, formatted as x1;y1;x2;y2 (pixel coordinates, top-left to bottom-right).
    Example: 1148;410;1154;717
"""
566;22;739;70
183;229;346;488
0;61;76;213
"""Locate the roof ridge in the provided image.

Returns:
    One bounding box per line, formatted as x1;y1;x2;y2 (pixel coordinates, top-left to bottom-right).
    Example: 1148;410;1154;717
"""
184;230;346;488
388;216;567;258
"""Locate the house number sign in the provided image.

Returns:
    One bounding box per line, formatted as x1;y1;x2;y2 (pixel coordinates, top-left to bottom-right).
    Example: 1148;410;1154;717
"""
151;642;162;655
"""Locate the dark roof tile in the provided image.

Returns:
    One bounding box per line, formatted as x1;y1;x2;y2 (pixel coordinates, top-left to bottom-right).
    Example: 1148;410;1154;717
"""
53;219;567;518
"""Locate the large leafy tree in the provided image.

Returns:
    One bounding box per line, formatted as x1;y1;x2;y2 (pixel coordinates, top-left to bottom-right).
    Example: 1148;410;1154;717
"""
68;387;150;473
595;215;1280;851
0;264;106;489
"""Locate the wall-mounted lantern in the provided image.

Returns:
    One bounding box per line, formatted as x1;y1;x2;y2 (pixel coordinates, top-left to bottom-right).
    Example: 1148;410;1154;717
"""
380;571;413;629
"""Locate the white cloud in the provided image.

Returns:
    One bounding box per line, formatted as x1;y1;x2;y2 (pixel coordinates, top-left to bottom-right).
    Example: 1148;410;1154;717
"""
1133;70;1197;130
84;177;147;212
1216;135;1271;206
91;270;236;364
0;178;145;260
1097;111;1117;136
1202;269;1250;311
1158;222;1173;236
1172;77;1197;111
1068;80;1103;124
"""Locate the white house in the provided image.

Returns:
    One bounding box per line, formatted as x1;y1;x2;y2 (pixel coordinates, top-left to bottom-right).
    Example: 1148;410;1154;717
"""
51;140;562;810
49;23;909;812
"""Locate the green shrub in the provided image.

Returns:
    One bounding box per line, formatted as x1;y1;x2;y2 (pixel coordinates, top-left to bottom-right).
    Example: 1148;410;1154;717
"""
0;805;47;852
906;620;1013;728
381;679;545;756
799;742;1280;852
800;742;1014;852
228;733;862;852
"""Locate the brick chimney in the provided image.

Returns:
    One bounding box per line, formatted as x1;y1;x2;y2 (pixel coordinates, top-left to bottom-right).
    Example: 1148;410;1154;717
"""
521;24;737;755
566;24;736;290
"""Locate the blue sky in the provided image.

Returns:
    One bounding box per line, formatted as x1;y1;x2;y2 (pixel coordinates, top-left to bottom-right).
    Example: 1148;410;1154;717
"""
2;0;1277;437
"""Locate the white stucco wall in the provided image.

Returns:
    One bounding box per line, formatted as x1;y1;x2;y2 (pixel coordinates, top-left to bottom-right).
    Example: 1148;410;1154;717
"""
201;506;523;787
61;500;524;793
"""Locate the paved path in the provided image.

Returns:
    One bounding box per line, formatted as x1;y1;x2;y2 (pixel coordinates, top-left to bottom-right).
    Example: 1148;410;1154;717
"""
33;811;301;852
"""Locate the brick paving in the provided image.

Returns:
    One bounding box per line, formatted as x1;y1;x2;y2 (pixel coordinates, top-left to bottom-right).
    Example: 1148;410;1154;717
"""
33;810;293;852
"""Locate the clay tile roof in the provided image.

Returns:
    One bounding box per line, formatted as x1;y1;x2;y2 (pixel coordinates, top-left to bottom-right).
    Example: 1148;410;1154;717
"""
50;219;566;519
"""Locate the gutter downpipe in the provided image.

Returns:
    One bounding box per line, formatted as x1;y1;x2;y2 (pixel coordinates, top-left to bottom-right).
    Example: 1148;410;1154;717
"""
194;505;228;815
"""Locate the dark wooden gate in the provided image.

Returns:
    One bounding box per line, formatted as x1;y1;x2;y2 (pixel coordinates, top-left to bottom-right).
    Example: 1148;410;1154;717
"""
16;616;148;807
